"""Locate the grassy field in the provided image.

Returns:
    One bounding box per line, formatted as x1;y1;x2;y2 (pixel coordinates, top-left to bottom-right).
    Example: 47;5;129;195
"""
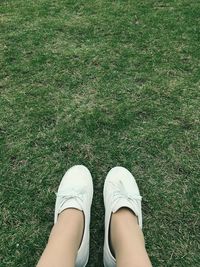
1;0;200;266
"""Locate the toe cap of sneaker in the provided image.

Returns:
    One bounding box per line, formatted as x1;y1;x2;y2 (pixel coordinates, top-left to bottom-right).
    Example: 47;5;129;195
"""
59;165;92;189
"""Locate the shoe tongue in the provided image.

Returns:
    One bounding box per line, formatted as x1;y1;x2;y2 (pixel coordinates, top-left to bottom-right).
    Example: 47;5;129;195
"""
58;199;83;214
112;199;138;216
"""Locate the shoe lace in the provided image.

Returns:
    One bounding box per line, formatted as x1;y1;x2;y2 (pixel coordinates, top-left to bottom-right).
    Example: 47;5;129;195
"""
109;180;142;209
56;188;85;210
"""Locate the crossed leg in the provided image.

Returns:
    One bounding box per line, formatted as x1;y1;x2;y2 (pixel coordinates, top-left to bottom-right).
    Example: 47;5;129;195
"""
110;207;152;267
36;209;84;267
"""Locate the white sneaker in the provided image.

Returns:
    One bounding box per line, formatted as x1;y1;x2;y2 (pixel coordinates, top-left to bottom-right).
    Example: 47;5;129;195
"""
103;166;142;267
54;165;93;267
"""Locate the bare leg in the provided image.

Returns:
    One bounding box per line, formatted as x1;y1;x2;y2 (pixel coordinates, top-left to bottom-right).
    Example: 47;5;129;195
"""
110;208;152;267
36;208;84;267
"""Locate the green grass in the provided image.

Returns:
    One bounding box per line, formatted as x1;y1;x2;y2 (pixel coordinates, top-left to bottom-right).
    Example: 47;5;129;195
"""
1;0;200;266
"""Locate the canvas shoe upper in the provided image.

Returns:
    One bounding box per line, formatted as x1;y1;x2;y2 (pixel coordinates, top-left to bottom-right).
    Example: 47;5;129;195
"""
103;166;142;267
54;165;93;267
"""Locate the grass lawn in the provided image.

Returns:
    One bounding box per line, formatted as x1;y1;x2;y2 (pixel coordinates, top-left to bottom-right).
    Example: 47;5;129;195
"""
1;0;200;266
